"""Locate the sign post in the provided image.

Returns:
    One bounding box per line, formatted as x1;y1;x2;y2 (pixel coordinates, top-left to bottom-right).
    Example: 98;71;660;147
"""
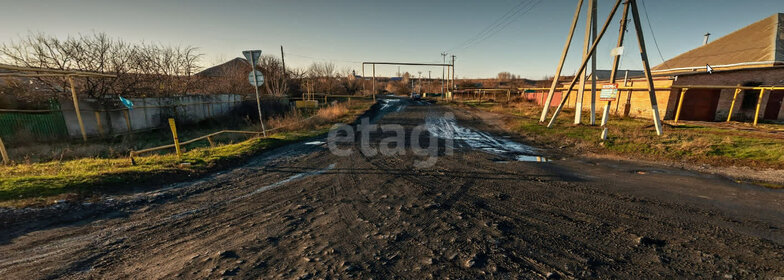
243;50;267;137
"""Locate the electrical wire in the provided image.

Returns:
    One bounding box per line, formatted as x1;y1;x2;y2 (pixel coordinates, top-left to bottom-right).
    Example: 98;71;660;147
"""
445;0;542;53
639;0;669;68
444;0;532;53
457;0;544;52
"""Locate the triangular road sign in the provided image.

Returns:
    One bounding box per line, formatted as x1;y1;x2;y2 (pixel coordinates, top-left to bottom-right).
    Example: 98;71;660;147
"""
242;50;262;66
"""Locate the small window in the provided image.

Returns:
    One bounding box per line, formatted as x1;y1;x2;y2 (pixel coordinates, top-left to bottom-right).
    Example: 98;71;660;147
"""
740;82;762;110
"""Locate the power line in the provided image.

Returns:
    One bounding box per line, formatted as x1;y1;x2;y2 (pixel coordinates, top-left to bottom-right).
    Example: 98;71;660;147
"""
445;0;538;53
286;52;363;64
459;0;544;52
639;0;668;68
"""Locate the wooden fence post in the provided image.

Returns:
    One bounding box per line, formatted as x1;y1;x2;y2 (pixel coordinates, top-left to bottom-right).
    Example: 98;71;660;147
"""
94;111;104;137
207;135;215;147
168;118;182;159
0;136;9;165
124;109;132;133
67;76;87;142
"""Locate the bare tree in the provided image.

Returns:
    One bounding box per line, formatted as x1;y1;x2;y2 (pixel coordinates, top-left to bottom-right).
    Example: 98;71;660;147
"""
258;55;288;96
0;32;203;99
306;62;337;94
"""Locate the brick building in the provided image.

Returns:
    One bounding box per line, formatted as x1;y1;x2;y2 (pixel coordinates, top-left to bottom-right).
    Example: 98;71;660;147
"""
654;13;784;122
530;13;784;123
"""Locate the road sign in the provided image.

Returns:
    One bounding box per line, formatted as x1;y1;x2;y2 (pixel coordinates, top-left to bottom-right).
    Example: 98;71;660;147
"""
243;49;267;136
248;70;264;87
599;83;618;101
242;50;261;66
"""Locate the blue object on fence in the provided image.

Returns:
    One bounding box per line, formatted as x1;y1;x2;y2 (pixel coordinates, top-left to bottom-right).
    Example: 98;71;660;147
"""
119;96;134;110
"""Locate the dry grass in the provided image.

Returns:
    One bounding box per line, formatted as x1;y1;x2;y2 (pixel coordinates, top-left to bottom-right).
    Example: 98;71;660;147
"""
0;100;374;205
452;100;784;170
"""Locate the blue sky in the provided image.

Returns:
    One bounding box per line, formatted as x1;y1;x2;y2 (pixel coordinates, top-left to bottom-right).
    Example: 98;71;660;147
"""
0;0;781;78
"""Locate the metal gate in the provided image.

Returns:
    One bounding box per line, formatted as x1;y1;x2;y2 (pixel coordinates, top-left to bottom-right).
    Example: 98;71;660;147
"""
0;100;68;141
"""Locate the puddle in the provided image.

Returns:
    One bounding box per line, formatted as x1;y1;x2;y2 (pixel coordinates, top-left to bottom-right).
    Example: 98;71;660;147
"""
515;155;549;162
426;115;547;162
305;141;326;145
169;163;336;220
243;163;336;198
380;99;404;111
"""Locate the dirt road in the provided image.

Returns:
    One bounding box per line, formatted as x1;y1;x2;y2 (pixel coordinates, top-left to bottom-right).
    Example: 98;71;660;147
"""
1;98;783;279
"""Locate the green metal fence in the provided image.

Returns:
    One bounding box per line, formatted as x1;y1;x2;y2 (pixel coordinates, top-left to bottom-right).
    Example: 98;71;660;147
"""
0;100;68;141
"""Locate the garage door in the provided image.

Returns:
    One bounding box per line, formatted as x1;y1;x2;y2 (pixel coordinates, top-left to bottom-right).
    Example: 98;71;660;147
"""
679;88;721;121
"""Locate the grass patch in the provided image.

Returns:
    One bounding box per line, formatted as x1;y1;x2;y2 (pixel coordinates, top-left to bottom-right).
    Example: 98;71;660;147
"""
0;101;373;205
452;101;784;170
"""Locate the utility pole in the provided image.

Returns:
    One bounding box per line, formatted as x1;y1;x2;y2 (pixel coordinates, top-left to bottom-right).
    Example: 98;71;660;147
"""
451;55;456;89
575;0;596;125
280;46;286;76
540;0;584;123
280;46;286;95
589;0;598;125
441;53;447;94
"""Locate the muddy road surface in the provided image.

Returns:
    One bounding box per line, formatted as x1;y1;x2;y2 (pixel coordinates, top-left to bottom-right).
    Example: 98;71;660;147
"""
1;98;783;279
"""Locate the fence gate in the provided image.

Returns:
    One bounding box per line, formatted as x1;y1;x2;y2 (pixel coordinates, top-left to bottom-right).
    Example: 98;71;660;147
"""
0;100;68;141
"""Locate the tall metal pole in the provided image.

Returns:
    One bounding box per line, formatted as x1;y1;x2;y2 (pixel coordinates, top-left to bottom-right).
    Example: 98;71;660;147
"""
575;0;595;125
441;53;446;94
250;56;267;136
539;0;584;122
547;0;623;128
372;64;376;101
589;0;598;125
451;55;456;89
629;0;663;135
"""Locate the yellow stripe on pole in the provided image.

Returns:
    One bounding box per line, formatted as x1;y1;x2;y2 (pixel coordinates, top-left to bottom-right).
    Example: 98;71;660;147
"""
169;118;182;159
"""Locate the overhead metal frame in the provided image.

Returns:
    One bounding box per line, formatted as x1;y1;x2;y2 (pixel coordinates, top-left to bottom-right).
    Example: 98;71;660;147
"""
361;62;454;101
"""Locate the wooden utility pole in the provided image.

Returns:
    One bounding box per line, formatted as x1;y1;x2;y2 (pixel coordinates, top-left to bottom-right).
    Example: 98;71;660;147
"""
67;75;87;142
600;0;630;132
280;46;286;86
589;0;598;125
629;0;664;135
539;0;584;123
546;0;623;128
575;0;596;125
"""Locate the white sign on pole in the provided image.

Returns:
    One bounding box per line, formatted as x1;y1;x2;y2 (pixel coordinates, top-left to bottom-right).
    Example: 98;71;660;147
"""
248;70;264;87
610;46;624;57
